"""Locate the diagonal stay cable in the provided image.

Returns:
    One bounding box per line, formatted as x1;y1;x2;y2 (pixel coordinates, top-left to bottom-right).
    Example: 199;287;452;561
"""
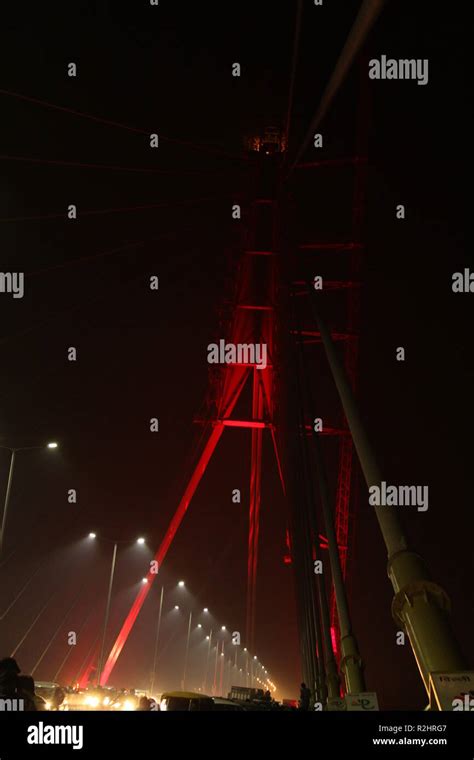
0;88;248;162
285;0;304;151
288;0;387;174
0;194;220;224
30;588;83;676
0;154;246;176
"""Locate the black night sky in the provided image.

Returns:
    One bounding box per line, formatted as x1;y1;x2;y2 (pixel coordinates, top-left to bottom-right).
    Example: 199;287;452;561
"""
0;0;471;711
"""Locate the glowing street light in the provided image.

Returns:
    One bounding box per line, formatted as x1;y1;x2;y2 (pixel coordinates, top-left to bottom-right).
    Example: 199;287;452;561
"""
203;607;209;613
137;537;145;545
178;580;185;588
0;441;60;556
174;605;180;610
95;534;150;686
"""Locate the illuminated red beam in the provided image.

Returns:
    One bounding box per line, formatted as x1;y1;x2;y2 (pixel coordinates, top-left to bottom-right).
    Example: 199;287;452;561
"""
303;424;350;436
295;156;367;170
292;280;360;291
291;329;355;342
244;249;275;257
237;304;274;311
100;422;225;685
222;419;269;429
299;242;363;251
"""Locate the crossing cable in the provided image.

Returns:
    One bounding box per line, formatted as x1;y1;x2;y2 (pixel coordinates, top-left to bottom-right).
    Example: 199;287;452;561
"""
0;154;248;176
284;0;304;151
294;289;346;698
292;288;341;702
0;194;220;224
53;608;95;683
288;289;324;703
288;0;387;174
30;589;83;675
0;88;248;163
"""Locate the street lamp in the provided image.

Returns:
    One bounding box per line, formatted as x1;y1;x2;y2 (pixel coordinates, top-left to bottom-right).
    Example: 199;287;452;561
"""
0;442;59;556
95;534;146;686
150;585;164;696
182;611;193;690
203;629;213;693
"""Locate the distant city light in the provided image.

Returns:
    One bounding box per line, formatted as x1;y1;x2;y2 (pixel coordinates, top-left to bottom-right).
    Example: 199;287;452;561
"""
174;605;179;610
221;626;226;631
197;623;202;628
142;578;148;584
178;581;185;587
88;533;96;539
203;607;209;613
137;537;145;545
47;442;58;449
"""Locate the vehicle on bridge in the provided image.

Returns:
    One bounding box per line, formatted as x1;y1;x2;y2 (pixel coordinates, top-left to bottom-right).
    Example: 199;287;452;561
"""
34;681;65;710
229;685;265;702
211;697;245;711
159;691;214;711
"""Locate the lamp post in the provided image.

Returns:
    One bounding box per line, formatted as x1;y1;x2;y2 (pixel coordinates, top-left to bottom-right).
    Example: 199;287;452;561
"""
182;610;193;690
0;442;59;556
219;641;225;696
150;585;164;696
91;534;146;686
203;629;213;693
213;641;220;695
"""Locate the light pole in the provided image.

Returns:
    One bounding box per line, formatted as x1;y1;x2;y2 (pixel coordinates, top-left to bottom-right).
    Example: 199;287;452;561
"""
0;442;58;556
233;647;238;689
93;534;146;686
213;641;220;695
203;629;213;693
182;610;193;690
219;641;225;695
150;585;164;696
97;541;117;688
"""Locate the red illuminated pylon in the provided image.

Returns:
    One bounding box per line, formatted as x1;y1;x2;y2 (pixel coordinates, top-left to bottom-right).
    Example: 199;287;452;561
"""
99;173;284;686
